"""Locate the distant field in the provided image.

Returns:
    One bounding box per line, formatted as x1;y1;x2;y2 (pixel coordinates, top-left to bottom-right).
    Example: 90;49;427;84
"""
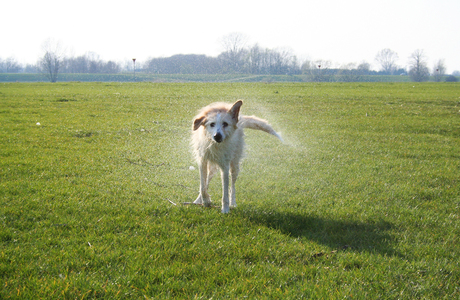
1;82;459;298
0;73;417;83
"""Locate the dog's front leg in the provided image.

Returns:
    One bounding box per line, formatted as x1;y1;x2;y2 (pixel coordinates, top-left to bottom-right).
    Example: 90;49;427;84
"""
194;160;211;206
221;166;230;213
230;161;239;207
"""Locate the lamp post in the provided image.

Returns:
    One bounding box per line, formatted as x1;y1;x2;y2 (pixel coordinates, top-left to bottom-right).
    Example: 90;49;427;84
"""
317;64;322;82
132;58;136;80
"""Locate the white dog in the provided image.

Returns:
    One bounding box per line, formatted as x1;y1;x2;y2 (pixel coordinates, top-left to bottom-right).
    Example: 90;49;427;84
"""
191;100;282;213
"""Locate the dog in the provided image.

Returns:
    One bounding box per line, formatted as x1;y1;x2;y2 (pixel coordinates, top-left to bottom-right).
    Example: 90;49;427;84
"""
191;100;283;213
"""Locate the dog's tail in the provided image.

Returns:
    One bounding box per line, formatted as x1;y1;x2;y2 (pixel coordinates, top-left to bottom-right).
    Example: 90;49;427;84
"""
238;116;283;142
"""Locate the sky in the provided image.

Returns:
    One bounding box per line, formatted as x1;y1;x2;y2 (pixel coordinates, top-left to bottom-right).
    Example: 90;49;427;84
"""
2;0;460;72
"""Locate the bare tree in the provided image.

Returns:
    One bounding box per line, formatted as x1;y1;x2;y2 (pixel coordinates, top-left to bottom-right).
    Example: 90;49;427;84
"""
357;61;371;74
247;44;263;74
375;48;399;74
39;39;64;82
272;47;297;75
4;57;22;73
432;59;446;82
300;60;314;75
219;32;248;73
408;49;430;82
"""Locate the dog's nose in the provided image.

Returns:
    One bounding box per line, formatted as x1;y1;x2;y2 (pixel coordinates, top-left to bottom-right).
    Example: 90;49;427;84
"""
213;133;223;143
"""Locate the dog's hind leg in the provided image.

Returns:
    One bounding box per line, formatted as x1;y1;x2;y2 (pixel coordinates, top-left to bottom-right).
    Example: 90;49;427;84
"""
194;160;212;206
206;163;218;187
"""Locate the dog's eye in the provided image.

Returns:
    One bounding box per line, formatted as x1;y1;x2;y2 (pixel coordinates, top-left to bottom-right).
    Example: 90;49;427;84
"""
223;122;228;128
209;123;215;128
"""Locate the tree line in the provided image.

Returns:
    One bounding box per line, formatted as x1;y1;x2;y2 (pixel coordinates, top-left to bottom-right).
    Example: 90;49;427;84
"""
146;48;302;75
1;36;458;82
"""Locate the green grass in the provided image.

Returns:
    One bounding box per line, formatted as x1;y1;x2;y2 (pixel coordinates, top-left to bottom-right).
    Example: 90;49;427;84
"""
1;82;459;299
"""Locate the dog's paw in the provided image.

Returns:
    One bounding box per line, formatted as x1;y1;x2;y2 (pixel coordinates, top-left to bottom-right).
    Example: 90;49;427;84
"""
195;194;212;207
193;195;203;204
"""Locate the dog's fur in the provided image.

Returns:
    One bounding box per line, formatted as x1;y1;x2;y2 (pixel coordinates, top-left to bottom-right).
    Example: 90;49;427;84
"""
191;100;282;213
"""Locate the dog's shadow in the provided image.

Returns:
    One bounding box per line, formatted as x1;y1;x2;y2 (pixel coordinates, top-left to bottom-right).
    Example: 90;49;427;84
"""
240;207;401;257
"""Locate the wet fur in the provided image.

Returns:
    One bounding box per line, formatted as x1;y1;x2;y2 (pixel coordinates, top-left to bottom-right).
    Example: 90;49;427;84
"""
191;100;282;213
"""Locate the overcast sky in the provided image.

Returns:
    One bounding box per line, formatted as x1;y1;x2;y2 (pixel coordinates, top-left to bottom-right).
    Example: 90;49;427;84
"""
2;0;460;72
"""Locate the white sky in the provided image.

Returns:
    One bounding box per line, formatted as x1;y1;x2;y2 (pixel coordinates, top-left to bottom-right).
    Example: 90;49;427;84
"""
2;0;460;72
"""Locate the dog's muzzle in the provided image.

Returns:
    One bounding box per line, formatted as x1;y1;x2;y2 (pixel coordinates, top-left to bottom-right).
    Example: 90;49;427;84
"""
213;133;223;143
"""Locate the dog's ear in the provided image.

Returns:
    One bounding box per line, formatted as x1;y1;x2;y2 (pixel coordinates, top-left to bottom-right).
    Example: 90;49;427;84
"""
193;116;206;131
230;100;243;121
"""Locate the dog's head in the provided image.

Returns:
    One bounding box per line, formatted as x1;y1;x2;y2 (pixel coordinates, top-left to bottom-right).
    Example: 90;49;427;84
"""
193;100;242;143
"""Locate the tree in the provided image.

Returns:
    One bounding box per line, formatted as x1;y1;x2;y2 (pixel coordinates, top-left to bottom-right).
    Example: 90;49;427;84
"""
271;48;297;75
24;64;38;73
146;54;219;74
300;60;314;75
40;52;60;82
432;59;446;82
408;49;430;82
338;63;361;82
219;32;248;73
357;61;371;74
375;48;399;75
4;57;22;73
62;55;89;73
445;75;458;82
39;39;64;82
102;61;121;74
87;52;102;73
247;44;263;74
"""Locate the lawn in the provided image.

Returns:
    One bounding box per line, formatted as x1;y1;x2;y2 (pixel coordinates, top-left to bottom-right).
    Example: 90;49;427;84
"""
1;82;459;298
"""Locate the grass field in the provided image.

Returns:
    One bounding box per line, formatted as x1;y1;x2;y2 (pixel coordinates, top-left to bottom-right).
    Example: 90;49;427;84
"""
1;82;459;298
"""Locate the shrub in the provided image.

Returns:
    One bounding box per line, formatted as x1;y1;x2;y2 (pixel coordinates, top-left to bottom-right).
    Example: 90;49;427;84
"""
445;75;459;82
